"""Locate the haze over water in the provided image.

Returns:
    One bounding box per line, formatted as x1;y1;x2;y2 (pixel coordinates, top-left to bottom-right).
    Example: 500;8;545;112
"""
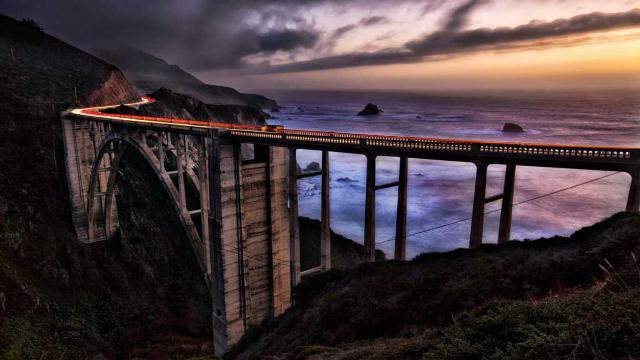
263;89;640;259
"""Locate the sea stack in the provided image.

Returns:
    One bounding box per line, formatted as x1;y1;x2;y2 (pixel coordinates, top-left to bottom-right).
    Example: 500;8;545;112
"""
502;122;524;133
358;103;383;116
305;161;321;172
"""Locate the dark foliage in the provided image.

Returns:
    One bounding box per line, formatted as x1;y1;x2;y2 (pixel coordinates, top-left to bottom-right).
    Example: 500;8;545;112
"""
229;213;640;359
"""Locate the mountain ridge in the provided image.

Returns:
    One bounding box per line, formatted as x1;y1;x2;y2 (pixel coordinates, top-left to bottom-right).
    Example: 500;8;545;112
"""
94;47;278;111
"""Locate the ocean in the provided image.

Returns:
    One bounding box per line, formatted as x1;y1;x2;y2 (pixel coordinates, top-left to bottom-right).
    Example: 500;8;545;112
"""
259;89;640;259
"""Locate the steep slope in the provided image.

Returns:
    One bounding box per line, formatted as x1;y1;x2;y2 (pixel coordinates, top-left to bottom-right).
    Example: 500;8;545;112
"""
94;47;278;110
103;88;267;127
0;15;211;358
141;87;267;125
229;212;640;359
298;217;385;270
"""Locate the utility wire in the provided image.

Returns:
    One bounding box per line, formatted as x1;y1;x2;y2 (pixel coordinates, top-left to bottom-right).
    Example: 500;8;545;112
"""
376;171;622;245
218;171;622;268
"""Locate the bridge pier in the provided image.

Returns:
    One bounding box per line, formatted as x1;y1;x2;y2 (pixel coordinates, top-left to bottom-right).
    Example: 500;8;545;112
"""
469;162;488;248
364;154;377;262
394;156;408;261
498;164;516;243
470;163;517;247
321;150;331;270
627;168;640;212
207;136;292;356
288;148;301;290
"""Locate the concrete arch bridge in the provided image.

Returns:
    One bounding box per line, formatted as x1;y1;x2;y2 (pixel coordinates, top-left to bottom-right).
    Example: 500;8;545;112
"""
62;97;640;355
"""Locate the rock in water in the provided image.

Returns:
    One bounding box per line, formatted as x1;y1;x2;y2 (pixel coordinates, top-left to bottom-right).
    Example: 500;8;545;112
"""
305;162;321;172
502;122;524;133
337;177;358;183
358;103;383;116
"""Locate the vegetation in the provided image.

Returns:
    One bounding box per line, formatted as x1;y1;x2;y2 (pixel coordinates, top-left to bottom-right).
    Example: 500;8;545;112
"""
0;14;210;358
229;212;640;359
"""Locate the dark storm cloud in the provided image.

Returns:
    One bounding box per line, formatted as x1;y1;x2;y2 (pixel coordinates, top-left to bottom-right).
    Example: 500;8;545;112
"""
257;29;319;52
0;0;430;71
263;8;640;73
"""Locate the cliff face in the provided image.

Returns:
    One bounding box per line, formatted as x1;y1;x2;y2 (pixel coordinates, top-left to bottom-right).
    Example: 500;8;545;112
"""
0;16;138;109
143;87;267;125
0;15;211;358
102;87;268;126
229;213;640;359
94;48;279;110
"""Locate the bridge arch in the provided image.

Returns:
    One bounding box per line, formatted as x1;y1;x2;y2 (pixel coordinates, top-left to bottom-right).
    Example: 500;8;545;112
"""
85;130;206;273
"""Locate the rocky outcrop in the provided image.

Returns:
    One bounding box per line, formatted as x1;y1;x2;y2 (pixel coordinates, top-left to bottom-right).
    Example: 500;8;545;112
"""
94;47;279;110
358;103;383;116
337;177;358;183
242;93;279;112
304;162;321;172
144;87;266;125
502;122;524;132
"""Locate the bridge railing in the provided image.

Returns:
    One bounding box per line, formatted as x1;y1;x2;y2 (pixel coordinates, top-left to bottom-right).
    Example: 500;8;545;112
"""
227;128;639;163
72;108;640;164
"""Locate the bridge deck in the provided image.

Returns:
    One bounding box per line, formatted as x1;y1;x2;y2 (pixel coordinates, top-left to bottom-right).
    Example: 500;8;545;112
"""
66;97;640;172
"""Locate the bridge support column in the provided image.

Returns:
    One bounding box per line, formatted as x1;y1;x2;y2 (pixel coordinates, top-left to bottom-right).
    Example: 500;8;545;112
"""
470;162;488;248
627;167;640;212
394;156;408;261
497;164;516;244
177;135;187;211
320;150;331;270
364;154;376;262
199;139;211;275
208;134;242;356
288;148;301;291
157;131;166;173
208;137;292;356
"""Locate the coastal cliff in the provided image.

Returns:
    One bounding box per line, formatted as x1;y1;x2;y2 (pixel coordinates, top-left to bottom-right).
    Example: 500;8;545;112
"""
141;87;267;125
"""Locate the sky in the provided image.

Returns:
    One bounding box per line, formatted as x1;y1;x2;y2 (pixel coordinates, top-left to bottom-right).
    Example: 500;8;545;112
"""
1;0;640;90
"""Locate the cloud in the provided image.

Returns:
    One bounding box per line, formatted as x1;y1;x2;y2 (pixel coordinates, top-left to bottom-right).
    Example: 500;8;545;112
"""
443;0;487;31
257;29;319;53
332;24;359;40
0;0;426;72
360;16;389;27
262;8;640;73
331;16;390;41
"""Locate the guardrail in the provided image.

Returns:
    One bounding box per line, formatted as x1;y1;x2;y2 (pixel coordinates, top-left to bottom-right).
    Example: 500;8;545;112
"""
228;129;638;163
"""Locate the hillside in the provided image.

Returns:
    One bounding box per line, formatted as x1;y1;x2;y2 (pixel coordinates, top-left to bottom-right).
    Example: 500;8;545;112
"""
0;15;213;358
298;217;385;270
94;47;279;111
229;212;640;359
